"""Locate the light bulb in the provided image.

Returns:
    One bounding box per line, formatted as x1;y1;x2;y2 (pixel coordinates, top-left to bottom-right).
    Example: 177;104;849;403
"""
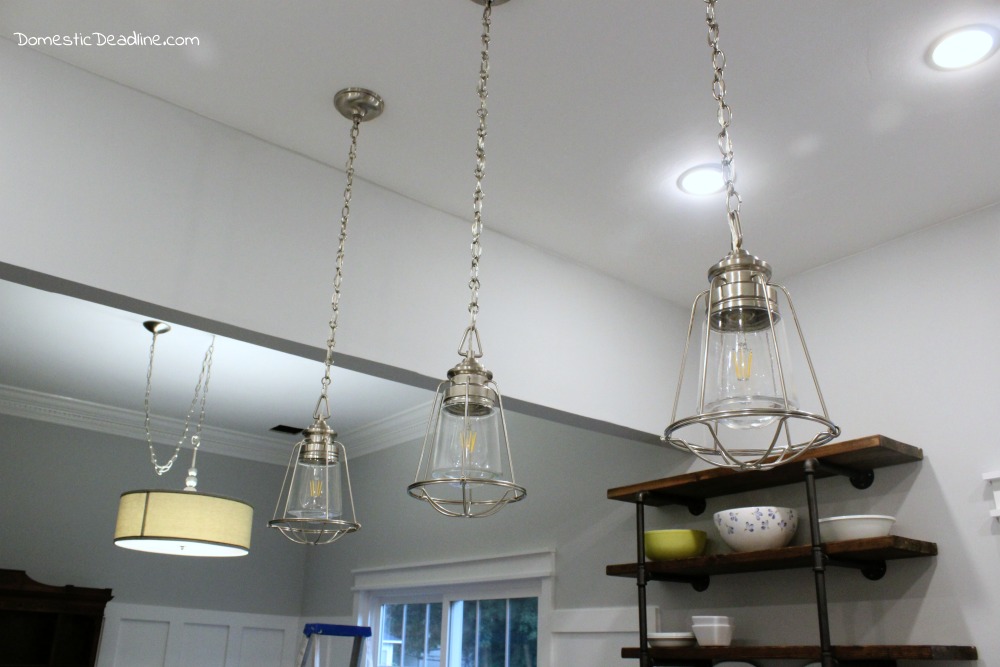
732;332;753;382
700;307;797;430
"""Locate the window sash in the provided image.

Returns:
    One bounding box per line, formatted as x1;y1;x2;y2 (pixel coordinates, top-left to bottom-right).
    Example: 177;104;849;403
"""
354;552;553;667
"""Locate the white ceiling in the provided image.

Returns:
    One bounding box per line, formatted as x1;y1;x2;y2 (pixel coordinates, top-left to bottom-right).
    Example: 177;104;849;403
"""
2;1;998;456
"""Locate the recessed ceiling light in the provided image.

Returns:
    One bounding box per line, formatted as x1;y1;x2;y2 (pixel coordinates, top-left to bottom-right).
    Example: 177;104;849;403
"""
928;25;999;70
677;164;725;195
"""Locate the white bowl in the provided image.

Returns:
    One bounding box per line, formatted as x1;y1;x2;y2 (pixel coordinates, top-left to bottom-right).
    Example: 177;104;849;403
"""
647;631;695;648
819;515;895;541
691;615;732;626
713;506;798;552
692;623;733;646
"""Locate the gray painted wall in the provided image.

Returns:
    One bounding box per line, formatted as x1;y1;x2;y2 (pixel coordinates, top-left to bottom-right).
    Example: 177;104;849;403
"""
299;410;681;616
0;415;307;615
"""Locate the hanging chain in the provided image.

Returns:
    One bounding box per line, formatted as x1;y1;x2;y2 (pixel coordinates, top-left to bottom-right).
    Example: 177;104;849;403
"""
460;0;492;359
706;0;743;254
143;329;215;475
316;114;362;419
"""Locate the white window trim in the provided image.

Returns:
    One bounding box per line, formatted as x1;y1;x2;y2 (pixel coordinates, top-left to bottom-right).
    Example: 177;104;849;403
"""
352;551;554;667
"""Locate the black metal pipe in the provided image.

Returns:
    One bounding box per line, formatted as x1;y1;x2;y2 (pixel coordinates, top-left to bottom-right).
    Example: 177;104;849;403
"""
804;458;836;667
636;493;649;667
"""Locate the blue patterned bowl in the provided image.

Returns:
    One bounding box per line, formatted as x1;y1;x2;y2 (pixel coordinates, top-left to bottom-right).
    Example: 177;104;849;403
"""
713;506;798;552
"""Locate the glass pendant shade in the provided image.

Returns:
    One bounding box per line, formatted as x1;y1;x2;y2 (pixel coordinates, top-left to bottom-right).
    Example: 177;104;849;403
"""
269;417;359;545
664;250;839;470
114;489;253;557
409;355;525;517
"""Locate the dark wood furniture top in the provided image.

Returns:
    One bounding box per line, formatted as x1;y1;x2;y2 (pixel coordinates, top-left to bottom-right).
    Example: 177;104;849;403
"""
0;570;112;667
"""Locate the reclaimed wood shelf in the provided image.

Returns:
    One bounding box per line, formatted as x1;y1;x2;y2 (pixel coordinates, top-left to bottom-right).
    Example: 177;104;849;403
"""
621;644;979;664
607;434;922;506
607;535;937;580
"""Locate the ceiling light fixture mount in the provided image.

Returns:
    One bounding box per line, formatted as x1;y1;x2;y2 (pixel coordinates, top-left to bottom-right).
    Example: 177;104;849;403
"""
662;0;839;471
333;87;385;121
408;0;526;518
114;321;254;557
268;87;383;545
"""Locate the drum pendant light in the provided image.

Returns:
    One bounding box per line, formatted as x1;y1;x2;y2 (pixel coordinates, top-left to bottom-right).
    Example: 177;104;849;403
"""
114;321;254;557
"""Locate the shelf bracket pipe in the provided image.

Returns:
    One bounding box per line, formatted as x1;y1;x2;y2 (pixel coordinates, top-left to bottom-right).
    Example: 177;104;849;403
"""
812;458;875;490
636;492;650;667
804;458;838;667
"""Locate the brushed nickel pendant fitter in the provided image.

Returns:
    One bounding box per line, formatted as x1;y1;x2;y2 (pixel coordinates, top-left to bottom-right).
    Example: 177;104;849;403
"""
662;0;839;471
408;0;526;518
268;87;383;545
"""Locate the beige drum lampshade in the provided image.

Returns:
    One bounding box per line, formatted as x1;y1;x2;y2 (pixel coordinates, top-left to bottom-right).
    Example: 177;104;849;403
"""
114;490;253;557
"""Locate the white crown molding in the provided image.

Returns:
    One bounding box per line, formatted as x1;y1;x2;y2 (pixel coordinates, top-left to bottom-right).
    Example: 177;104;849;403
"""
0;384;427;466
340;401;429;459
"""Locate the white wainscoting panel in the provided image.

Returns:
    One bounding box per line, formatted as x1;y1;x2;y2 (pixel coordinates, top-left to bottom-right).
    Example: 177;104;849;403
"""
549;606;656;667
112;619;169;667
98;602;302;667
180;624;230;666
238;627;287;667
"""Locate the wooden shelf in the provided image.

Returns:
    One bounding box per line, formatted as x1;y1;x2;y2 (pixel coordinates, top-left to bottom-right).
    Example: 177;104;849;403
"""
607;536;937;580
621;644;978;664
608;435;922;506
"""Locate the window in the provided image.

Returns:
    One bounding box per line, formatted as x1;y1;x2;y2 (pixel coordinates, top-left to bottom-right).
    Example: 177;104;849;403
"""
354;552;552;667
378;602;442;667
376;596;537;667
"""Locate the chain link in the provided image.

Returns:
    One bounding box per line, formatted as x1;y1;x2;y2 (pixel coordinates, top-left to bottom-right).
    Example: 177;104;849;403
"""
706;0;743;254
466;0;492;342
143;330;214;475
316;114;362;418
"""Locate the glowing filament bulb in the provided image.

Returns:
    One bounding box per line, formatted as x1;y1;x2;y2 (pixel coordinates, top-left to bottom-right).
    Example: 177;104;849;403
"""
461;429;477;454
732;336;753;382
309;478;323;498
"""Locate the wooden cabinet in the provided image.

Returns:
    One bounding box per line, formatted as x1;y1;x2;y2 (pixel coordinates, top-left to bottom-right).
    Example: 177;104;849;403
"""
0;570;112;667
605;435;977;665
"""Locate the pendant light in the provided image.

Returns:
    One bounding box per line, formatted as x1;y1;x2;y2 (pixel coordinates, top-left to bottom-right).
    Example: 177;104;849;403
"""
408;0;526;518
268;88;383;545
662;0;840;471
114;321;254;557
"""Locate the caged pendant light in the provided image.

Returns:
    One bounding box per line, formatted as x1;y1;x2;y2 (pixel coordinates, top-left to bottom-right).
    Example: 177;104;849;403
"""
408;0;526;518
114;321;254;557
268;88;383;545
662;0;840;471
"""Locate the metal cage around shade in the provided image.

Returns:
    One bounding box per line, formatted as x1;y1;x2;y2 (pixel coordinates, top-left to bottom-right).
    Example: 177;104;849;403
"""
408;351;525;518
269;418;360;545
663;250;839;470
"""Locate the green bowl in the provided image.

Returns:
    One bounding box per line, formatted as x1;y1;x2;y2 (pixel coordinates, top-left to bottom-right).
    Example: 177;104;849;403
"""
644;529;707;561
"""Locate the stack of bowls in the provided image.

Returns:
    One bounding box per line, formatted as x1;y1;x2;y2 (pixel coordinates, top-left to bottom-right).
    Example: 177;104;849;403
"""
691;615;733;647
